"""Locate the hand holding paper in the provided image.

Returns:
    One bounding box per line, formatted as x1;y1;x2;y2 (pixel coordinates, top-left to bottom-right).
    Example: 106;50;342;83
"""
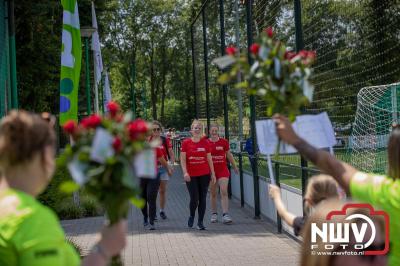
273;114;300;146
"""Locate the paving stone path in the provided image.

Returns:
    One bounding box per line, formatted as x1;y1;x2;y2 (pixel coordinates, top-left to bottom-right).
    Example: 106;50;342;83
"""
62;167;300;265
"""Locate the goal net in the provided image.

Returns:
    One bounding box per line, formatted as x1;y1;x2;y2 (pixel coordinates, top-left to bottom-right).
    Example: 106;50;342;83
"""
349;82;400;174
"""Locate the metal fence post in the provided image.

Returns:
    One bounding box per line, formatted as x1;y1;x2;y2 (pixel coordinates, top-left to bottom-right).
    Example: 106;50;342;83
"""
275;162;282;234
201;10;211;135
7;0;17;109
294;0;308;201
239;153;244;207
219;0;232;198
245;0;260;218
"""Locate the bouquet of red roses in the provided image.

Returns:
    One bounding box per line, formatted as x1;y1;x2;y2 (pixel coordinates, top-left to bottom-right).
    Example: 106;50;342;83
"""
216;27;316;122
59;101;155;265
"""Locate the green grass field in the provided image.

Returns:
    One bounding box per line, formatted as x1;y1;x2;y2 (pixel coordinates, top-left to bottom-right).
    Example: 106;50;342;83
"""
235;149;387;190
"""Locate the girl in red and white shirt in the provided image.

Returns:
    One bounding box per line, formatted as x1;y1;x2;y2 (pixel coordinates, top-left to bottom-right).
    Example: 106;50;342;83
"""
180;120;216;230
208;124;238;224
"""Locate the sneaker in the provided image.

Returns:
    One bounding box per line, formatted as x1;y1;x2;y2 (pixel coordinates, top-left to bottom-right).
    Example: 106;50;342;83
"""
188;216;194;228
210;213;218;223
148;223;156;230
143;218;149;227
197;222;206;230
154;215;158;221
160;211;167;220
222;213;233;224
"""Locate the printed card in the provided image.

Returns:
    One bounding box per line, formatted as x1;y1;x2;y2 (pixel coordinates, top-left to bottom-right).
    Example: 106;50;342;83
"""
133;149;157;179
90;128;115;163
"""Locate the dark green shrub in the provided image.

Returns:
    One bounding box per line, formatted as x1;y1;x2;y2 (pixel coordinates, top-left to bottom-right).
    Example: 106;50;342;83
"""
80;195;104;217
56;198;85;220
38;164;72;211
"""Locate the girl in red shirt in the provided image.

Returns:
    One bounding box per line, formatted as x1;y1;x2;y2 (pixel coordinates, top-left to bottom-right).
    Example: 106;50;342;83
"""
208;124;238;224
180;120;216;230
149;121;175;220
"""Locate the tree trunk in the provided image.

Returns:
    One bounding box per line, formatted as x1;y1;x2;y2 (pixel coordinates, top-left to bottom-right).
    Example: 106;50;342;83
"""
160;47;167;122
150;41;157;120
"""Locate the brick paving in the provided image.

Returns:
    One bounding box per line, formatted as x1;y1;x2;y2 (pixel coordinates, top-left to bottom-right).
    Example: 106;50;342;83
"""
62;167;300;265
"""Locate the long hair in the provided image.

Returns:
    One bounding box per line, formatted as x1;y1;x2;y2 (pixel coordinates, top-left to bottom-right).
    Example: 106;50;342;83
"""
304;175;339;216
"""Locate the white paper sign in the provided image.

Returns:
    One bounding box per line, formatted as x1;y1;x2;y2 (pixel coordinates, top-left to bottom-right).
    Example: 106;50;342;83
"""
67;158;89;185
90;128;115;163
133;149;157;179
256;112;336;155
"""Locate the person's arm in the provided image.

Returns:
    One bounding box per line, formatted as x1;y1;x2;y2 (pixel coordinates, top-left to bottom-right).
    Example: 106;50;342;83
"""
207;153;216;184
180;152;190;182
82;220;127;266
168;148;175;163
273;114;357;194
159;157;173;176
269;184;296;226
226;151;239;174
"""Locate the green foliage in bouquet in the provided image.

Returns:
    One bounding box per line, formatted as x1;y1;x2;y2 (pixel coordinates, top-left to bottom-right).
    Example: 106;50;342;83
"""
59;102;154;265
58;101;149;223
216;27;316;121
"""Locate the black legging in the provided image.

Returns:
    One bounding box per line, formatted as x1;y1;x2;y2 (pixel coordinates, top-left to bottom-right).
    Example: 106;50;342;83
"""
140;175;161;224
186;174;210;223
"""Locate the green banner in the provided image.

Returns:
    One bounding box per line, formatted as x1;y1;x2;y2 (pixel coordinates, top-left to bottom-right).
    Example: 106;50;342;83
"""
59;0;81;125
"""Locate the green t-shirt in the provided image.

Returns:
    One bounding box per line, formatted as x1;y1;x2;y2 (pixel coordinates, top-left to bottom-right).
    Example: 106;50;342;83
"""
0;189;80;266
350;172;400;266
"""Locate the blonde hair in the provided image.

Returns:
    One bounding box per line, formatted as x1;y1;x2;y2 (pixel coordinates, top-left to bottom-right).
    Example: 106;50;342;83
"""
210;123;219;130
304;174;339;215
191;119;203;130
0;110;55;169
152;120;163;130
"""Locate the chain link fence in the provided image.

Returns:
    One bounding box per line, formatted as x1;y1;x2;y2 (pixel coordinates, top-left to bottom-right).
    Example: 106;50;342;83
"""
190;0;400;217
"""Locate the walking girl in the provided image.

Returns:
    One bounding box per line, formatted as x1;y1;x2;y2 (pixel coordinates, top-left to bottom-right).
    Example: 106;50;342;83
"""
208;124;238;224
180;120;216;230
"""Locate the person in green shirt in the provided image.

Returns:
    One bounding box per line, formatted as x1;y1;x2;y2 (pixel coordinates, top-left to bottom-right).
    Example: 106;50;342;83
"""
0;110;127;266
273;114;399;266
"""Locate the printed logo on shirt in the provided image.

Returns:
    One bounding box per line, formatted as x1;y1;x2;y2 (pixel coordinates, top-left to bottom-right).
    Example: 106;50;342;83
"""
34;249;59;258
197;148;206;152
189;156;206;161
216;146;224;151
309;203;389;256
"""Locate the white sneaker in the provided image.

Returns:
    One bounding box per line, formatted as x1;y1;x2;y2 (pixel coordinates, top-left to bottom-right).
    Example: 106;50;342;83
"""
210;213;218;223
223;213;232;224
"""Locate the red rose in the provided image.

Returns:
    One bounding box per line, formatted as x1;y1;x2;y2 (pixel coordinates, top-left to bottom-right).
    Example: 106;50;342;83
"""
284;51;296;60
307;50;316;60
225;46;237;56
250;43;260;55
128;119;149;141
106;101;120;117
81;114;102;129
265;27;274;38
298;50;308;58
63;120;77;135
112;137;122;152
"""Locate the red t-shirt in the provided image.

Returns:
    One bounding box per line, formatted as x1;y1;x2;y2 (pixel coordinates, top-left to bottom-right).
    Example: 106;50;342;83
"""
149;136;172;162
208;138;230;178
155;147;164;173
181;138;211;177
